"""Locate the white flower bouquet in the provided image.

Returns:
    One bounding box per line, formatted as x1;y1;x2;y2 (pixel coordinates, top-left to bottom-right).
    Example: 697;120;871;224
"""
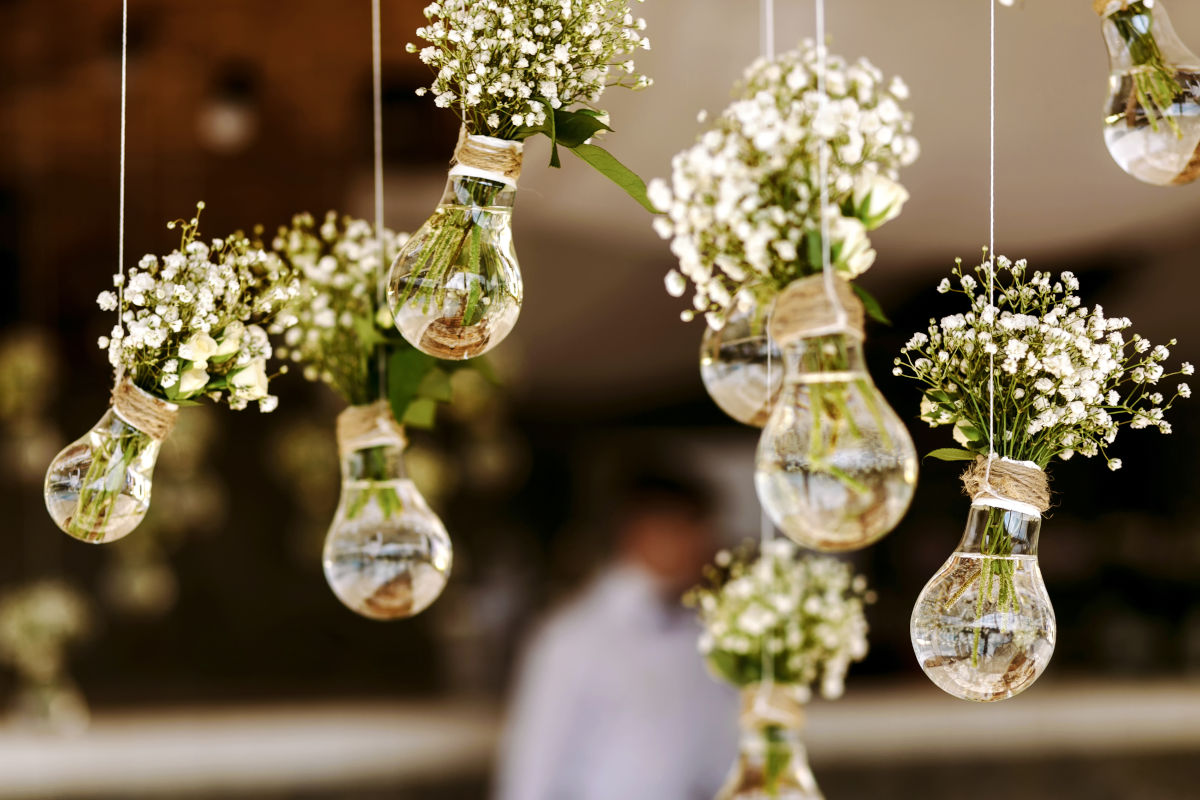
390;0;655;359
44;205;299;544
652;40;919;329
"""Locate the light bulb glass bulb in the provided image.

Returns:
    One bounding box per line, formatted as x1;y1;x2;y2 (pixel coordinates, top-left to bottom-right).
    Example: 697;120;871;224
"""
718;688;822;800
911;504;1056;702
323;410;452;620
44;385;176;544
700;301;783;427
755;333;917;551
386;173;522;360
1100;0;1200;185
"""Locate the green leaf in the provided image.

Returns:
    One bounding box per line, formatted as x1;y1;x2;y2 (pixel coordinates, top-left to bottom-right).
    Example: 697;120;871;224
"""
925;448;978;462
852;284;892;326
552;108;612;148
387;347;437;422
567;143;659;213
416;367;453;403
402;397;438;429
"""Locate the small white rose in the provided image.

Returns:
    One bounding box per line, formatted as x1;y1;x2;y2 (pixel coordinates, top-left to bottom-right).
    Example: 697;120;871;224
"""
230;359;270;400
179;333;219;366
828;215;876;278
178;367;210;396
851;174;909;230
214;322;245;357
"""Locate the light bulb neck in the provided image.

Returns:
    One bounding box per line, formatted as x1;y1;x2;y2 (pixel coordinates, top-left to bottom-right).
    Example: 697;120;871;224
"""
1101;1;1199;71
958;504;1042;557
337;403;408;483
442;172;518;209
782;333;868;382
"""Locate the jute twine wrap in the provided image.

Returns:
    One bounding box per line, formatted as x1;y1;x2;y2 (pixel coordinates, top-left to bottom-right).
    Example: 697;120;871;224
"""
768;274;865;345
1093;0;1128;16
336;401;407;456
453;128;524;185
739;685;806;731
961;455;1051;514
112;379;179;441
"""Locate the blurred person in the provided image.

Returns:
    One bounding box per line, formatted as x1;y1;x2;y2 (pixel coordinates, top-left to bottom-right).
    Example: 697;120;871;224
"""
494;474;738;800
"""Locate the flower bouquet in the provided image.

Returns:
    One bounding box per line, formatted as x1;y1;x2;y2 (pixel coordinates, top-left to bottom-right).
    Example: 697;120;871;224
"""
388;0;655;359
271;212;460;620
895;252;1191;700
44;205;299;544
686;540;872;799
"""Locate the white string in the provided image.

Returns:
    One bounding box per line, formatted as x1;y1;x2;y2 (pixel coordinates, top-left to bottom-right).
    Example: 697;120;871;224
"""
114;0;129;385
372;0;387;402
760;0;776;61
985;0;998;483
815;0;849;334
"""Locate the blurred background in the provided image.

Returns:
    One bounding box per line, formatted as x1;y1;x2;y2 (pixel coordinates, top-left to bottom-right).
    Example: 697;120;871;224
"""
2;0;1200;797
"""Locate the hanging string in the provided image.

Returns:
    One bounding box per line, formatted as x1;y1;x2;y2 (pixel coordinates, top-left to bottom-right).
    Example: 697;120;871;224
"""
114;0;129;385
815;0;849;333
372;0;388;404
985;0;998;486
760;0;776;61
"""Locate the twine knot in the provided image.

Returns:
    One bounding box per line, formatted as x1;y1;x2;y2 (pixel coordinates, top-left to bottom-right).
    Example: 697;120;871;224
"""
336;401;406;456
112;379;179;441
1093;0;1129;16
452;129;524;186
768;274;865;345
961;455;1050;514
739;684;807;731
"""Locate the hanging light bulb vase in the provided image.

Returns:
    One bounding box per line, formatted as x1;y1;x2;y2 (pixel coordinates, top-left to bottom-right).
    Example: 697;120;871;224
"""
44;379;178;544
700;297;783;428
387;132;523;360
323;401;452;621
755;275;917;552
717;685;823;800
911;456;1056;702
1097;0;1200;185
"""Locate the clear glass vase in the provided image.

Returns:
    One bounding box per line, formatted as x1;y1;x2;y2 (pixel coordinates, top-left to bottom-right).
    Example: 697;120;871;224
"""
322;403;453;620
717;689;823;800
755;333;917;552
386;169;522;360
1100;0;1200;185
700;301;783;428
911;503;1057;702
44;383;176;544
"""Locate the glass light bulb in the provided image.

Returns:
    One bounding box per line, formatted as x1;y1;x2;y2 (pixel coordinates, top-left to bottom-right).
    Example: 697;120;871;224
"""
1100;0;1200;185
911;504;1056;702
700;301;783;428
44;386;176;544
386;173;522;360
755;334;917;551
718;688;822;800
323;412;452;620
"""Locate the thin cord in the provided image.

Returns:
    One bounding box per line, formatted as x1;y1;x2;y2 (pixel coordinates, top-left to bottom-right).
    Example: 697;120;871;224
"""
372;0;387;403
760;0;776;61
114;0;129;384
815;0;849;332
986;0;997;474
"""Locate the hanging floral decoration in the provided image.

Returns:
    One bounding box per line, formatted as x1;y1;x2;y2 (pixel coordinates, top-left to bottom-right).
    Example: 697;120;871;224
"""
44;205;300;545
686;539;872;797
895;252;1191;701
651;40;919;329
387;0;655;361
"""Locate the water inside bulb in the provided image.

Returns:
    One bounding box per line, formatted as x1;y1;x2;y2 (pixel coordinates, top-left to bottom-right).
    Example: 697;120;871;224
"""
911;504;1056;702
323;414;452;621
755;334;917;552
1100;0;1200;185
44;407;166;544
700;301;783;428
387;173;522;360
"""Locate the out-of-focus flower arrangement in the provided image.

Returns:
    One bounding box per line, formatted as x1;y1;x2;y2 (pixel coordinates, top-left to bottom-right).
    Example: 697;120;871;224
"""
0;580;94;734
0;329;63;483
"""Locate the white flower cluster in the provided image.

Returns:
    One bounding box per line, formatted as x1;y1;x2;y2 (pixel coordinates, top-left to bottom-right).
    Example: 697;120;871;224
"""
409;0;651;139
686;539;872;700
651;40;919;330
271;212;405;406
0;580;92;679
96;206;299;412
895;254;1192;469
